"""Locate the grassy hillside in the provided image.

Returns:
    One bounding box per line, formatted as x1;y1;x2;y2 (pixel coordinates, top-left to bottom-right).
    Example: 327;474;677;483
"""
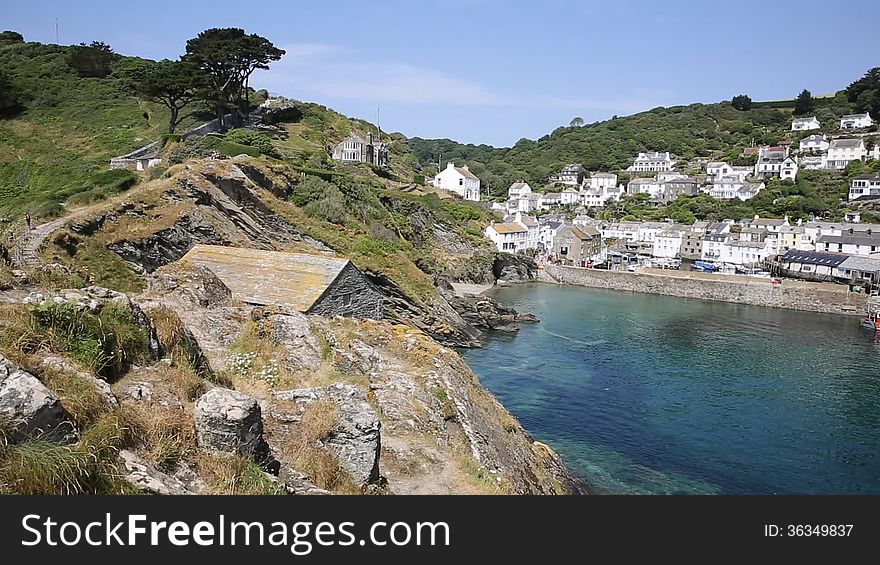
408;92;869;199
0;41;211;221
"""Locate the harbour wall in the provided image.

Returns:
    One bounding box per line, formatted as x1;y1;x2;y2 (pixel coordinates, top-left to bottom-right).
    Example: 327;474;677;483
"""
543;264;869;317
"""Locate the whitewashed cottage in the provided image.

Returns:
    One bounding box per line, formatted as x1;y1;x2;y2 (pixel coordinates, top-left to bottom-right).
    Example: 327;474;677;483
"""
433;162;480;201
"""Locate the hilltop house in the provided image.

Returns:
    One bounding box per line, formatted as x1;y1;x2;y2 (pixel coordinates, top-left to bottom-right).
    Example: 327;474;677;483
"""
840;113;874;130
849;173;880;201
433;162;481;201
627;151;676;172
581;185;622;208
586;172;618;190
791;116;821;131
799;134;829;153
331;133;389;167
181;245;384;319
557;164;585;186
507;182;532;200
552;225;603;267
826;139;866;170
485;222;529;253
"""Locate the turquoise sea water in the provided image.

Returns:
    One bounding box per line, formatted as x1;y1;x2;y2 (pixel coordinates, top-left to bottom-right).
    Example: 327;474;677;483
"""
459;283;880;494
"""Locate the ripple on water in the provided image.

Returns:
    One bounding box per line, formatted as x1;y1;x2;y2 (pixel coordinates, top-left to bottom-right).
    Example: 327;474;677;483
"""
461;284;880;494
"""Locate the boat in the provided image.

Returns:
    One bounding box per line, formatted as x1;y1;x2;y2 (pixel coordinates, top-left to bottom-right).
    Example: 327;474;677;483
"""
862;297;880;331
693;261;717;272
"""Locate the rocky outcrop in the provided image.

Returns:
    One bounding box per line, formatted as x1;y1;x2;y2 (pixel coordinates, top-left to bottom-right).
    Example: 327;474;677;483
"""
493;253;538;282
273;383;381;487
443;292;539;333
311;318;586;494
0;354;76;443
194;388;278;472
119;450;198;495
24;286;161;361
253;309;324;371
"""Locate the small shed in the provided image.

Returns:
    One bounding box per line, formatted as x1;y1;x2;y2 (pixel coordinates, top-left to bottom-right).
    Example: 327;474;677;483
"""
180;245;384;319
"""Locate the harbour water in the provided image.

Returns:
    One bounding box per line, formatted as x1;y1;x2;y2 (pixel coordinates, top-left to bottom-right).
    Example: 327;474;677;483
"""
459;283;880;494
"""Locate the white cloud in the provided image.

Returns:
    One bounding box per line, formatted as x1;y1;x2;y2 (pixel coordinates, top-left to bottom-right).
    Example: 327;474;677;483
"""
257;44;670;116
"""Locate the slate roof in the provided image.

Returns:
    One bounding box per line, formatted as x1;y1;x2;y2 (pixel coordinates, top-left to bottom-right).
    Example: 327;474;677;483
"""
817;233;880;246
454;166;479;180
839;255;880;273
781;249;848;267
830;138;863;149
181;245;351;312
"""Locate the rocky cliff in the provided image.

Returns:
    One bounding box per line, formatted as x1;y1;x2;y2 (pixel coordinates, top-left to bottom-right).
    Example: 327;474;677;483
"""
0;268;585;495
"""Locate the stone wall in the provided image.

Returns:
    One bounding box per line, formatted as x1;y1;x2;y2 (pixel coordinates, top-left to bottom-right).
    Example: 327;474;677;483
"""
309;263;384;319
544;264;869;316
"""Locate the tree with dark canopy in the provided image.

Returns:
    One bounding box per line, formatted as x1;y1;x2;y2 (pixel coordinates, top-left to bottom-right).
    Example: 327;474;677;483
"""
184;28;284;128
0;31;24;45
846;67;880;120
569;116;585;127
136;60;203;133
731;94;752;111
66;41;117;78
0;70;22;115
793;89;814;116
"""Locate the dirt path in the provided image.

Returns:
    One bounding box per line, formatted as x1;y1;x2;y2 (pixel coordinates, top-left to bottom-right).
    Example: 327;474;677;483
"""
380;434;492;495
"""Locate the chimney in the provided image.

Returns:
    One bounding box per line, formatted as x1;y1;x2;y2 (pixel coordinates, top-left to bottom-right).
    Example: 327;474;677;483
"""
446;162;454;170
797;218;802;226
462;165;469;171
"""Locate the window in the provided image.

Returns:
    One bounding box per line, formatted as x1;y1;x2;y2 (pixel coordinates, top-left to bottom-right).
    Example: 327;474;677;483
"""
459;179;463;186
342;292;353;306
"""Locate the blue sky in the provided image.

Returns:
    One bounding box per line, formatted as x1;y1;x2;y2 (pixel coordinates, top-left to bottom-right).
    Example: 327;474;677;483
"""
5;0;878;146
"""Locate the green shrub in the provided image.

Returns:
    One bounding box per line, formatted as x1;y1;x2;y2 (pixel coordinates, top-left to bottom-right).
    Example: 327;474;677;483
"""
224;129;280;158
30;302;149;380
215;141;261;158
168;135;220;164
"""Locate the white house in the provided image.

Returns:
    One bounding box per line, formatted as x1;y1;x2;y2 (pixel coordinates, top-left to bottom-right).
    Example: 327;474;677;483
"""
560;186;580;205
780;156;799;181
652;227;686;258
511;212;540;249
433;162;480;201
791;116;821;131
638;222;669;244
707;176;765;200
799;134;829;153
870;145;880;161
816;232;880;256
331;133;389;167
538;220;566;250
627;151;676;172
485;222;528;253
840;113;874;130
627;177;663;198
720;240;773;266
539;192;563;209
754;147;788;178
507;182;532;200
581;185;622;208
601;221;641;241
557;164;585;186
586;172;618;190
826;139;866;170
849;173;880;201
706;161;734;181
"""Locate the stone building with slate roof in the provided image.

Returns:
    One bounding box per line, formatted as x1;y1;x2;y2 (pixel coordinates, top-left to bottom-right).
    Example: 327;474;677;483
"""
181;245;384;319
